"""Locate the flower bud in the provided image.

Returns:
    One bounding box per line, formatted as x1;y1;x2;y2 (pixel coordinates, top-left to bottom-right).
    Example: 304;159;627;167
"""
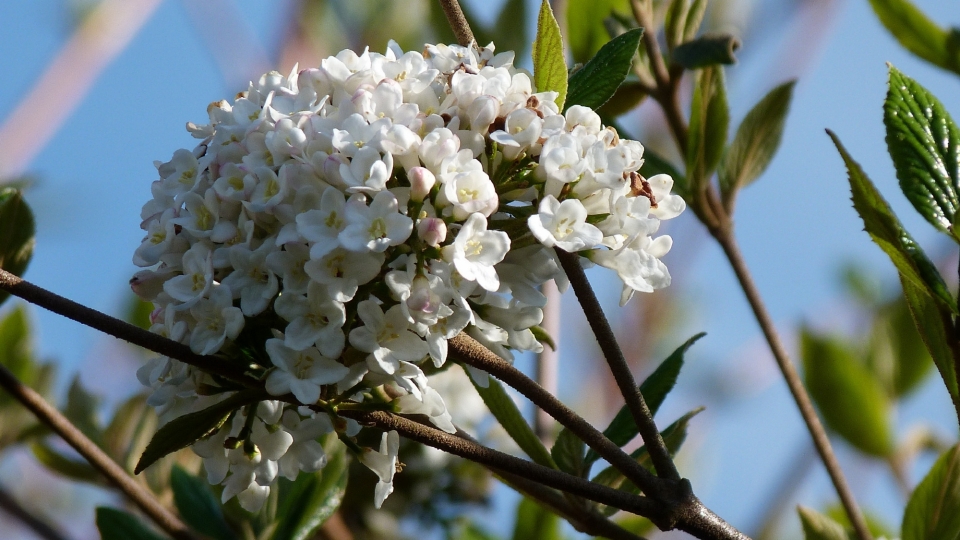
409;167;436;202
417;217;447;247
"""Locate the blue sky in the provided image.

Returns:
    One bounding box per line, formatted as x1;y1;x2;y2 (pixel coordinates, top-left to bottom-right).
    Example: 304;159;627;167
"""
1;0;959;537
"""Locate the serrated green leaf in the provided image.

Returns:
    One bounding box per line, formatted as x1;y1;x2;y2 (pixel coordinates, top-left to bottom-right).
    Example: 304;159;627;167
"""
798;506;850;540
868;0;960;75
565;28;644;112
533;0;567;108
828;130;958;315
640;148;688;201
550;427;586;478
135;390;261;474
902;444;960;540
0;188;35;307
31;441;101;483
272;437;348;540
592;408;702;515
801;329;893;457
687;66;728;193
719;81;795;210
898;273;960;418
585;333;705;466
884;66;960;238
96;507;167;540
567;0;631;64
682;0;708;42
664;0;690;51
471;376;556;469
512;497;562;540
171;466;234;540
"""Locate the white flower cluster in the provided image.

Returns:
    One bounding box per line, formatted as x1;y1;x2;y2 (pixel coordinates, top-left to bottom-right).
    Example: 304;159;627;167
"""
132;41;683;511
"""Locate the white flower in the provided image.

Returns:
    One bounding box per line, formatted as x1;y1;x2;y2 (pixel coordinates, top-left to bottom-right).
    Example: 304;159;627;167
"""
188;285;245;354
358;431;400;509
274;282;346;356
442;213;510;292
439;169;498;220
339;191;413;252
163;243;214;308
296;187;347;259
528;195;603;252
221;241;279;316
278;410;332;480
349;300;429;374
265;338;350;403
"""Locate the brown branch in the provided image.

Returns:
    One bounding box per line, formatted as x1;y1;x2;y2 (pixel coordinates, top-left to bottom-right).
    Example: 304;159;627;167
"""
553;249;680;482
0;363;196;540
0;269;255;386
437;0;476;47
710;230;872;540
0;482;71;540
449;333;664;494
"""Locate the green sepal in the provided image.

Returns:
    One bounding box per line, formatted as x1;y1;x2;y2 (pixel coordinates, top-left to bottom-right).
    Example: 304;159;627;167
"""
884;66;960;239
798;506;850;540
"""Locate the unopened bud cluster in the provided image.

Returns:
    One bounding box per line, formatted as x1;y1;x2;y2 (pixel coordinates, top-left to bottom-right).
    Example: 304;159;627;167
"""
132;41;683;511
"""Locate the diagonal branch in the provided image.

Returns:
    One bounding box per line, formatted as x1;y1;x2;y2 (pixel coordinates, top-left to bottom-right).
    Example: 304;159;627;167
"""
553;249;680;482
0;363;196;540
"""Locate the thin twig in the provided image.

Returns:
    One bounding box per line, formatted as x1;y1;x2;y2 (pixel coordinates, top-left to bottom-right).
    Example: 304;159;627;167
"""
448;333;664;495
0;269;255;386
553;249;680;482
338;409;663;517
711;230;872;540
0;482;71;540
0;364;196;540
437;0;476;47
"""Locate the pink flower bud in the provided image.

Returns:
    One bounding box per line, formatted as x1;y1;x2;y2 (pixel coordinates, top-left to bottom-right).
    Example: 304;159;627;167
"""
418;217;447;247
409;167;436;202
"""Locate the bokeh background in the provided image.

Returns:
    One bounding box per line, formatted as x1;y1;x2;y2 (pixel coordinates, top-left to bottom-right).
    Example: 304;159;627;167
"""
0;0;958;538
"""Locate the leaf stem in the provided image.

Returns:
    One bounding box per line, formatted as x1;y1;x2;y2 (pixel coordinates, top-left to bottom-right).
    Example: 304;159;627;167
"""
0;362;196;540
553;248;680;482
437;0;476;47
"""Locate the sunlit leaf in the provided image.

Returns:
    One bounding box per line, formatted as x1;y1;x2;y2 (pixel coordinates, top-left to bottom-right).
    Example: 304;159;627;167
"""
533;0;567;108
884;66;960;238
899;274;960;410
567;0;631;64
868;0;960;75
902;444;960;540
798;506;849;540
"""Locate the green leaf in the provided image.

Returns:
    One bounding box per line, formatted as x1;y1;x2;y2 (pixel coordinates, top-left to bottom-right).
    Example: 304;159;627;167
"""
673;33;741;69
0;188;35;307
272;437;348;540
135;390;261;474
828;130;958;314
801;329;893;457
585;333;705;466
31;441;100;483
0;306;32;404
868;0;960;75
533;0;567;108
64;375;103;447
96;507;167;540
902;444;960;540
597;80;648;119
798;506;850;540
686;66;729;192
103;394;157;471
551;427;586;478
591;407;703;508
566;0;631;64
899;274;960;424
664;0;690;51
171;466;234;540
512;497;562;540
884;66;960;238
565;28;644;112
471;376;557;469
682;0;709;42
719;81;795;210
864;296;933;398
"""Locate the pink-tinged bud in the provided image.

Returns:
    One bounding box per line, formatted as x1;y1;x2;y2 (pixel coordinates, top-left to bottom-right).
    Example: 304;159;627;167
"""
409;167;436;202
130;269;167;301
418;217;447;247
